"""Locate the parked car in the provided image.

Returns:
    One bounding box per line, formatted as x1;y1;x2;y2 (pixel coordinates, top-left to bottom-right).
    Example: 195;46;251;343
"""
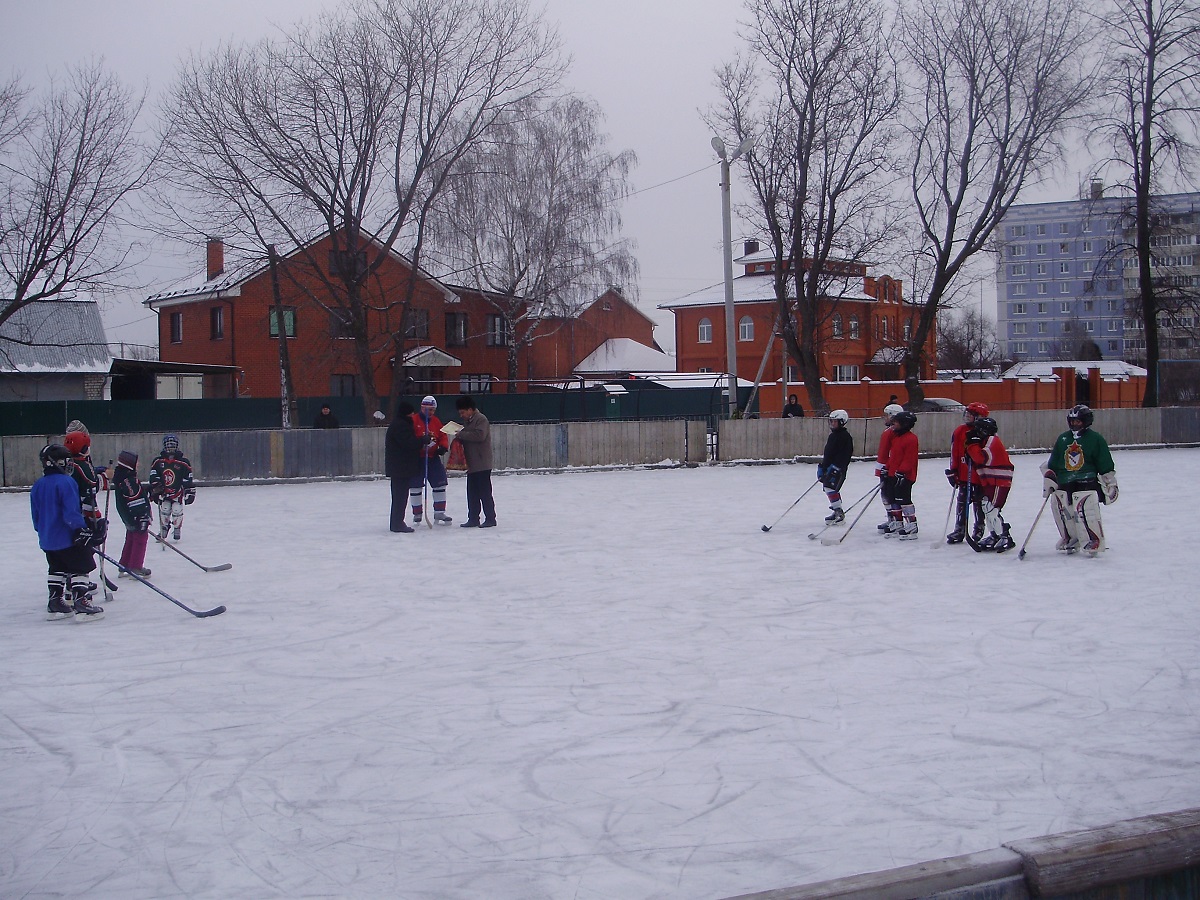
917;397;967;413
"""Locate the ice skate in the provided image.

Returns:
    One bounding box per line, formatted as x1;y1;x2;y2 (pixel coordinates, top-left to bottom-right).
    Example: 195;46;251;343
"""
172;526;181;541
898;522;919;541
1056;536;1079;553
824;509;845;525
71;596;104;621
992;528;1016;553
434;511;453;525
945;528;965;544
46;591;74;621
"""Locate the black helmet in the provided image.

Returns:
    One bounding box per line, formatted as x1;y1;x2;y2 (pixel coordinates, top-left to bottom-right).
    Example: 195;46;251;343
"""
892;410;917;433
1067;404;1093;430
973;416;998;438
40;443;73;474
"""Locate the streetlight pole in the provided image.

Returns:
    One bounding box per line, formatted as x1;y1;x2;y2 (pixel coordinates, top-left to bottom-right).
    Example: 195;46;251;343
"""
713;135;753;419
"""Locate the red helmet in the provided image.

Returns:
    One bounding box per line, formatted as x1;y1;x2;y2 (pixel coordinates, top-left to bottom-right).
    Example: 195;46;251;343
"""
965;401;989;418
63;430;91;455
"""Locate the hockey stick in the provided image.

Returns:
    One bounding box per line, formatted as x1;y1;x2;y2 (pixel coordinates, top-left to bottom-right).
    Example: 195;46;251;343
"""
761;480;821;532
96;551;226;617
97;462;115;600
821;485;882;545
930;481;959;551
151;532;232;571
809;484;879;541
1017;493;1052;560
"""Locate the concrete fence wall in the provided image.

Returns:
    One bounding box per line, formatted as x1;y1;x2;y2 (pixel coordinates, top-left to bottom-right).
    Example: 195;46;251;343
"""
0;419;710;488
723;807;1200;900
2;409;1191;488
717;407;1179;462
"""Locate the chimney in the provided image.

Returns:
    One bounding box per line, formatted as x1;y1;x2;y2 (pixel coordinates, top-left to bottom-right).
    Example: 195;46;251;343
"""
206;236;225;281
743;239;760;256
1089;179;1104;201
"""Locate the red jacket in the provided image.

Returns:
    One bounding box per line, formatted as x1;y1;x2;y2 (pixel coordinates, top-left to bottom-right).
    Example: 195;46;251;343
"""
410;412;449;459
949;423;981;484
875;426;894;473
885;430;919;482
965;435;1013;489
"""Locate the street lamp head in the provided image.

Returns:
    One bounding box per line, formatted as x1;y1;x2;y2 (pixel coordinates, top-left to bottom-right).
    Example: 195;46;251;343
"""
711;136;728;160
732;135;754;161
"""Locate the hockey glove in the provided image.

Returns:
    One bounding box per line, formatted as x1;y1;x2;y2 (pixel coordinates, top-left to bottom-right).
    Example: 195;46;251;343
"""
1100;471;1118;504
816;465;826;482
821;465;840;490
945;468;958;487
436;445;448;456
74;518;108;549
94;465;108;475
135;515;152;533
1042;471;1058;498
875;465;887;479
965;433;983;446
184;488;196;505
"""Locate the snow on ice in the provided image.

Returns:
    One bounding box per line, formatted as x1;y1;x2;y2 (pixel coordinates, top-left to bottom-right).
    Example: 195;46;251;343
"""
2;448;1198;899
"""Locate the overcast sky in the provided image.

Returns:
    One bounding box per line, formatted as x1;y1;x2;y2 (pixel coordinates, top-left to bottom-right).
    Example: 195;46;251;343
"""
2;0;760;351
5;0;1098;353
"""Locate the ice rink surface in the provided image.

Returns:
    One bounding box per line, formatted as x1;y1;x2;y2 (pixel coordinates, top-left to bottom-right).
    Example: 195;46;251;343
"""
2;448;1197;899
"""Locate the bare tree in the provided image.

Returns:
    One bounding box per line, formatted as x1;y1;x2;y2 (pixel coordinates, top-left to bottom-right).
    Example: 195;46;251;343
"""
710;0;902;414
0;63;152;329
1093;0;1200;405
427;95;637;388
897;0;1092;406
935;305;1000;375
160;0;563;419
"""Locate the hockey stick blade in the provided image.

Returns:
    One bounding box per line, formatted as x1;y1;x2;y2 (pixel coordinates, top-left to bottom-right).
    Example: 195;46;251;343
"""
96;551;227;618
151;532;232;571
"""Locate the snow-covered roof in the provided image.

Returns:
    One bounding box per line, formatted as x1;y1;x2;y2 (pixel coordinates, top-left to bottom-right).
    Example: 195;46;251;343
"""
869;347;906;364
401;345;461;368
627;372;755;389
146;232;457;307
657;274;871;310
0;300;112;374
574;338;674;374
1001;360;1147;379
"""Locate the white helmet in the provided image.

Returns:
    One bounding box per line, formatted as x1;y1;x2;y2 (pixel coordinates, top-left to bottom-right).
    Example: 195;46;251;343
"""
883;403;904;420
828;409;849;425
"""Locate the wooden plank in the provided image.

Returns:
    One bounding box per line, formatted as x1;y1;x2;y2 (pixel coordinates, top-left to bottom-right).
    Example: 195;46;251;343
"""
721;848;1025;900
1005;807;1200;897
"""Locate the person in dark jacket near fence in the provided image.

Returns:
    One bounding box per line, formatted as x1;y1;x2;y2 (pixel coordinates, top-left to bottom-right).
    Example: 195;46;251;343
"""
385;401;422;533
313;405;340;429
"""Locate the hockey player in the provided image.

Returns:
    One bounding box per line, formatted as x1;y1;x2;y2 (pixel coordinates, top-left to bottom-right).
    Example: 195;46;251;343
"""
875;403;905;532
945;401;988;544
112;450;153;577
964;417;1016;552
63;428;106;524
1042;405;1118;555
883;410;919;539
817;410;854;524
410;396;453;525
149;434;196;540
30;444;107;620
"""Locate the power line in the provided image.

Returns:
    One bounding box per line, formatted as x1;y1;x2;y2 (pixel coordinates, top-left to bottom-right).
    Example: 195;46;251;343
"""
627;162;718;198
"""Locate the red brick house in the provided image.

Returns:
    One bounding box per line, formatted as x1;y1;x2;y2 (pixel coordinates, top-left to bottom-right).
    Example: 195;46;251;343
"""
659;242;937;386
146;236;658;397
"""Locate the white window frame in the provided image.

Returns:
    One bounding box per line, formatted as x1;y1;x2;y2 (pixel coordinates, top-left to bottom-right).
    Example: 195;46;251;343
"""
698;317;713;344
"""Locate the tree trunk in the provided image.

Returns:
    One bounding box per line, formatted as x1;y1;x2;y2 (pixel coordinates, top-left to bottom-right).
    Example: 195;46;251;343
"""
267;246;298;429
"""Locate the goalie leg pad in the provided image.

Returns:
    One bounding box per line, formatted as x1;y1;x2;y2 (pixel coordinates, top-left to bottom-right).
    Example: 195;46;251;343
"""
1051;490;1077;551
1073;490;1105;553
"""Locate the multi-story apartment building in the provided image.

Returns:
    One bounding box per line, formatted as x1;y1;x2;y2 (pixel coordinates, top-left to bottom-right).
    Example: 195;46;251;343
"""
997;183;1200;365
